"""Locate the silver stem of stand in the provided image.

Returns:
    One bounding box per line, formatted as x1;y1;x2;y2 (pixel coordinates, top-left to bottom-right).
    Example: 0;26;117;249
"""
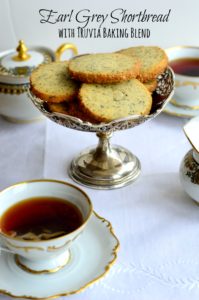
69;132;141;189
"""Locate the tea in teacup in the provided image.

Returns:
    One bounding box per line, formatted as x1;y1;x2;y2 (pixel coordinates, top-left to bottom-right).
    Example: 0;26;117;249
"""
169;58;199;77
166;46;199;109
0;197;83;241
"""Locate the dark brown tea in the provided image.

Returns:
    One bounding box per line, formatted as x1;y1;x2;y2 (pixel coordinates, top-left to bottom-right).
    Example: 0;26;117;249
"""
0;197;83;240
169;58;199;77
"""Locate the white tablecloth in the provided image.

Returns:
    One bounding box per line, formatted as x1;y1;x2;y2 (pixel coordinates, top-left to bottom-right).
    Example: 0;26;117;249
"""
1;113;199;300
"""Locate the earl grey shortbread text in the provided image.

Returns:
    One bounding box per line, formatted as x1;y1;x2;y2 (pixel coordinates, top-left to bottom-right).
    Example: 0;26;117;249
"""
39;8;171;29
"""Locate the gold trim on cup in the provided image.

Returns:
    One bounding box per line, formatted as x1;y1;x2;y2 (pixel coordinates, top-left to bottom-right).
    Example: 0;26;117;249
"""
175;80;199;89
47;239;72;252
0;179;93;243
6;241;44;252
15;252;71;274
0;211;120;299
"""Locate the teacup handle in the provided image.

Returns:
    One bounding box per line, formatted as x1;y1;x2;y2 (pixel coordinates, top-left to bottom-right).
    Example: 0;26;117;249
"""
55;43;78;61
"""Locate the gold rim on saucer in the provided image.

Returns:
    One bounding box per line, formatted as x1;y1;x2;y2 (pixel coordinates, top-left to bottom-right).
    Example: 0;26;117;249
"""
164;99;199;118
164;108;195;118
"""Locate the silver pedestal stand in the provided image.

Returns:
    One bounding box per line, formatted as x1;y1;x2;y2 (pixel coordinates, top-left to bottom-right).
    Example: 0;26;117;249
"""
29;68;174;189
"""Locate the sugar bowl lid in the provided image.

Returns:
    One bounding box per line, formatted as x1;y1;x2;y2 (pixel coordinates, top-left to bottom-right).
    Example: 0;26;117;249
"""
0;40;54;85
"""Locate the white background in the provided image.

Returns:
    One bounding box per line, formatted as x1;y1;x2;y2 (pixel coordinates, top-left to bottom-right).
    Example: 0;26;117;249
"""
0;0;198;53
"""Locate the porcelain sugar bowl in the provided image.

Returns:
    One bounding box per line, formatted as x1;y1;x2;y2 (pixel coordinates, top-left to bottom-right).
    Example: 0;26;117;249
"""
180;117;199;202
0;40;77;123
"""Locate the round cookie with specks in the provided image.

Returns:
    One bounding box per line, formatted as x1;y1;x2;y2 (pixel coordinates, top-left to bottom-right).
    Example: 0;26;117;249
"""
46;100;100;124
30;61;79;103
68;53;140;84
118;46;168;82
79;79;152;123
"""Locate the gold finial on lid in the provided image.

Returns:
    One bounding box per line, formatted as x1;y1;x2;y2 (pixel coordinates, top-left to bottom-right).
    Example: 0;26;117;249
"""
12;40;31;61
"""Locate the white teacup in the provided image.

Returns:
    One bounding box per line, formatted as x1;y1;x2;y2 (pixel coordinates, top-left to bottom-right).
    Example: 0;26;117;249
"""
0;179;92;274
166;46;199;109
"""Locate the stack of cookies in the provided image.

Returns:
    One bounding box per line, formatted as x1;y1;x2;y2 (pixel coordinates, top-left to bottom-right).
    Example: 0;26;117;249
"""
30;46;168;124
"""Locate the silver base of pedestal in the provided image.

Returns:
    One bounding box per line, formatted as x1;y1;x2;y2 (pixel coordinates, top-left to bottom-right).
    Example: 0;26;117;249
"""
69;141;141;189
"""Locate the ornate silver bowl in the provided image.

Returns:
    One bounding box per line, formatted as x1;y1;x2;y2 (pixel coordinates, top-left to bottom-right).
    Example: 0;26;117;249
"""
28;67;174;189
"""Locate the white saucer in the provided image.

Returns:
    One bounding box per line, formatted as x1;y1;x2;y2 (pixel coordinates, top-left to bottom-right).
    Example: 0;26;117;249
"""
0;212;119;299
164;99;199;118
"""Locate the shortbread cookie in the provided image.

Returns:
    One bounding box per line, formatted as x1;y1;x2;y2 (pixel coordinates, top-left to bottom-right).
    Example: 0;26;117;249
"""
118;46;168;82
79;79;152;123
68;53;140;83
144;79;157;92
46;100;100;124
30;61;79;102
46;102;71;114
